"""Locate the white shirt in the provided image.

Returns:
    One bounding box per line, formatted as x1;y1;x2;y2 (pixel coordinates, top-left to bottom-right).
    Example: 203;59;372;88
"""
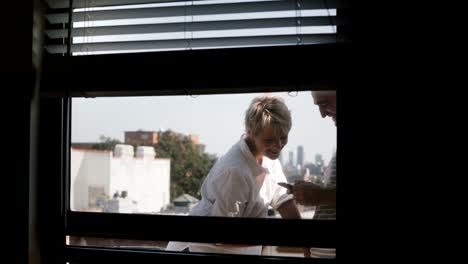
166;138;293;255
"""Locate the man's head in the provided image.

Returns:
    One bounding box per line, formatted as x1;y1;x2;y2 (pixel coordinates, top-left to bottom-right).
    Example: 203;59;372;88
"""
312;91;336;125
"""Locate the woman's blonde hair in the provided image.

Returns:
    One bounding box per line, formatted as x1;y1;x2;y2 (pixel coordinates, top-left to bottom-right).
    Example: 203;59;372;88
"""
245;95;292;136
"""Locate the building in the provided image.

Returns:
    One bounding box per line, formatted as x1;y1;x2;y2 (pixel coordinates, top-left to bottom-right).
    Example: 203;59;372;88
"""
161;193;200;215
297;145;304;167
288;151;294;166
315;153;324;167
70;144;171;213
188;134;199;145
125;130;201;147
125;130;159;146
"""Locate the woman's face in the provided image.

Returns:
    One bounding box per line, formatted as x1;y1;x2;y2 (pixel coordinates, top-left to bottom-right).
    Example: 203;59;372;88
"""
250;125;288;160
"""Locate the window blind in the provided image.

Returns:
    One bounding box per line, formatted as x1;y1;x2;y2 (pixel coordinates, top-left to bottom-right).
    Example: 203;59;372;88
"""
44;0;349;55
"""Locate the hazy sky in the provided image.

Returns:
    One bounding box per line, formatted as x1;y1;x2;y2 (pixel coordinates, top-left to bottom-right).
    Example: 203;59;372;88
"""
72;91;336;164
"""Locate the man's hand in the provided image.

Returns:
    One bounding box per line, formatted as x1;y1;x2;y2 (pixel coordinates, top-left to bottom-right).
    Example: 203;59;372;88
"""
292;181;336;206
291;181;322;205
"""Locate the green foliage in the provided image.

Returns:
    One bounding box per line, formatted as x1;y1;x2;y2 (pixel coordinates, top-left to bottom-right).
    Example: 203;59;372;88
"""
153;130;216;201
91;135;122;151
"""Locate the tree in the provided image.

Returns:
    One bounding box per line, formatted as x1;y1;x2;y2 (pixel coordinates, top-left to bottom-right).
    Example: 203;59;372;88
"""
152;130;216;201
91;135;122;151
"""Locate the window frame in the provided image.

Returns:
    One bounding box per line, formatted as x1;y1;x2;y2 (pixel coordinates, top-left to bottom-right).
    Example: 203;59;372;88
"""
39;12;349;264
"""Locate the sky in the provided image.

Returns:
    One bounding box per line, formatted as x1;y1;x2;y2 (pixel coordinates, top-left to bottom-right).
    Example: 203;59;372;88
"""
71;91;336;164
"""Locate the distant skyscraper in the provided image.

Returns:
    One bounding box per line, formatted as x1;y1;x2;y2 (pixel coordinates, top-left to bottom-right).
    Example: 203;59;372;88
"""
313;154;324;177
297;146;304;167
315;154;324;167
289;151;294;166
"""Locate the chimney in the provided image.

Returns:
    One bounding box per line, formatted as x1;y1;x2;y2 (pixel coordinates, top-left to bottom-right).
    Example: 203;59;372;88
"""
136;146;156;159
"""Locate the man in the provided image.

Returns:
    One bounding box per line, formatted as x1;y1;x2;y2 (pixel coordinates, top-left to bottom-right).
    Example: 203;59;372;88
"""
291;90;337;258
292;90;336;209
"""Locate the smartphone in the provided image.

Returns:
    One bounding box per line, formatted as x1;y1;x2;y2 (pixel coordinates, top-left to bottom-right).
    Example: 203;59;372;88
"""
278;182;293;191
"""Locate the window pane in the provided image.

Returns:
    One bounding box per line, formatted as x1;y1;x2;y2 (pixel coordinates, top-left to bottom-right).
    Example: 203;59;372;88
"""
71;91;336;220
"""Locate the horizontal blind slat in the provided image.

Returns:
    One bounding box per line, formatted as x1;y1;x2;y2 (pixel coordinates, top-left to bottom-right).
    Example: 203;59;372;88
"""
45;34;336;54
46;17;337;39
47;0;334;24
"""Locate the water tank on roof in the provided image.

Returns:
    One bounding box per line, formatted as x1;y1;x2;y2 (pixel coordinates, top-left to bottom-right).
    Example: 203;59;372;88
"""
114;144;134;158
136;146;156;158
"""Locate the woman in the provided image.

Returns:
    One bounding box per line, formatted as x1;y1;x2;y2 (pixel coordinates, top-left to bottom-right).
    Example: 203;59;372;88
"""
166;95;307;256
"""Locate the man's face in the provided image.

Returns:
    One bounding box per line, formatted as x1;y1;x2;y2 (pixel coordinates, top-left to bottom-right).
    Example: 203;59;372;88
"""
312;91;336;124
